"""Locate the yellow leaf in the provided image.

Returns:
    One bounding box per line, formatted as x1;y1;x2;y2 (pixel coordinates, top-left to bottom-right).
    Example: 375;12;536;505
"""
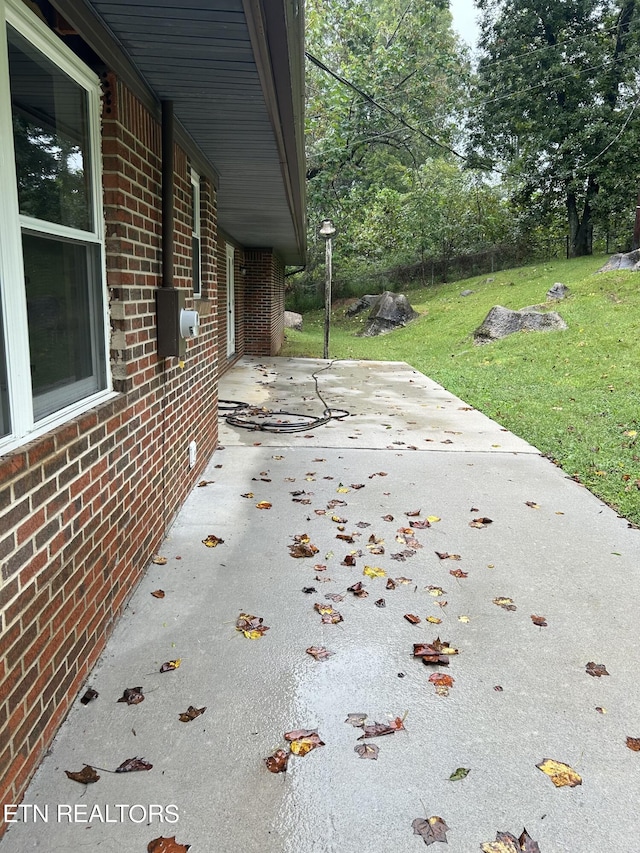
624;430;637;437
427;516;441;523
536;758;582;788
426;616;442;624
363;566;386;578
458;615;470;623
337;487;350;493
428;586;445;596
241;492;254;499
243;630;265;640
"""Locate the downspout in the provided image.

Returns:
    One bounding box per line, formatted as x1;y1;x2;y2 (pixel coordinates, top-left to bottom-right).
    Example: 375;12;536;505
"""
162;100;174;289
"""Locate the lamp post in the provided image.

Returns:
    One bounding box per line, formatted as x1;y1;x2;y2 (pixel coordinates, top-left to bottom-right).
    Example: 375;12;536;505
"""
319;218;336;359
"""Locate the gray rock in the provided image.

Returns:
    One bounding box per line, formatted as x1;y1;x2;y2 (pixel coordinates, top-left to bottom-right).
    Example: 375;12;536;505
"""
598;250;640;272
474;305;567;343
547;282;569;300
346;294;380;317
284;311;303;331
360;291;418;337
460;289;474;297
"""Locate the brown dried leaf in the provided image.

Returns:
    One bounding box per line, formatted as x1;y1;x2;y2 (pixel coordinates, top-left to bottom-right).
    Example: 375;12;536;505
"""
435;551;461;560
536;758;582;787
386;578;397;589
256;501;272;510
358;722;396;739
336;533;355;543
405;509;421;517
264;749;289;774
586;661;609;677
480;829;541;853
160;659;181;673
324;592;344;602
342;554;357;566
151;589;166;599
117;687;144;705
404;613;421;624
65;765;99;784
493;597;517;611
369;471;388;478
626;737;640;751
375;598;386;608
531;615;548;627
289;542;319;558
355;743;379;760
412;816;449;846
151;554;167;565
115;757;153;773
197;480;214;487
80;688;99;705
525;501;540;509
306;646;334;661
347;581;368;598
285;730;325;756
469;517;493;528
302;586;317;594
345;713;367;727
410;519;431;529
428;672;454;696
449;569;468;578
382;514;394;522
147;837;191;853
236;613;269;639
178;705;206;723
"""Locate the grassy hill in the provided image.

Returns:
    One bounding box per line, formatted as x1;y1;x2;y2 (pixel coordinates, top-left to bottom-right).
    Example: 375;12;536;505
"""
283;255;640;526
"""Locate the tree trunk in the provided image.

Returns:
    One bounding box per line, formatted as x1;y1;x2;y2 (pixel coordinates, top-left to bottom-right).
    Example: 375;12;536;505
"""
567;176;598;257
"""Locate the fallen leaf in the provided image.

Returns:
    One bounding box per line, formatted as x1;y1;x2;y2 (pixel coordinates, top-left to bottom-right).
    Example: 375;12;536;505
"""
289;542;319;558
531;615;547;627
426;616;442;624
306;646;334;661
435;551;461;560
345;713;367;727
117;687;144;705
536;758;582;787
147;837;191;853
264;749;289;773
285;729;325;756
324;593;344;602
396;576;412;584
202;534;224;548
65;765;100;784
525;501;540;509
356;521;371;528
80;688;99;705
405;509;421;517
159;659;181;673
458;615;470;623
151;554;167;565
494;685;503;692
178;705;206;723
115;757;153;773
412;816;449;846
428;672;454;696
448;767;470;781
256;501;272;510
369;472;388;478
493;597;517;611
151;589;166;599
426;516;441;523
386;578;397;590
336;533;355;543
410;519;431;529
355;743;379;759
236;613;269;639
363;565;386;578
351;483;365;489
337;486;351;493
375;598;386;607
626;737;640;751
449;569;468;578
382;514;394;522
595;706;606;714
197;480;214;487
404;613;421;624
480;829;540;853
347;582;368;598
470;517;493;528
302;586;317;594
342;554;357;566
586;661;609;677
427;586;446;596
241;492;254;499
358;722;396;739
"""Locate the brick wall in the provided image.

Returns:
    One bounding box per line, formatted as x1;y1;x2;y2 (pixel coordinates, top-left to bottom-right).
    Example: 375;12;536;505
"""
0;74;220;823
243;250;286;356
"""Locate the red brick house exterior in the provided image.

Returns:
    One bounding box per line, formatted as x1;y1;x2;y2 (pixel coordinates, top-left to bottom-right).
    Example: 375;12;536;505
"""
0;0;305;825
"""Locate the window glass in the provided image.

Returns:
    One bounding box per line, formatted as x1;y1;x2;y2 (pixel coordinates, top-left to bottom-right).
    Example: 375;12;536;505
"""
23;232;105;420
8;25;92;232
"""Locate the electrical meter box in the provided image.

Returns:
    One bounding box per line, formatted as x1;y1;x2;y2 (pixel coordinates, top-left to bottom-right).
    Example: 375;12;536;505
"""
156;288;199;357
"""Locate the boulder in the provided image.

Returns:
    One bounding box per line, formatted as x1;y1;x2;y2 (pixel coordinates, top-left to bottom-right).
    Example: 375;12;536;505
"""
346;294;380;317
546;282;569;300
474;305;567;343
460;289;474;297
360;291;418;337
284;311;303;331
598;250;640;272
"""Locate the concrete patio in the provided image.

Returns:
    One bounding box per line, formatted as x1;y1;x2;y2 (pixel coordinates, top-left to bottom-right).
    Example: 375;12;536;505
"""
2;356;639;852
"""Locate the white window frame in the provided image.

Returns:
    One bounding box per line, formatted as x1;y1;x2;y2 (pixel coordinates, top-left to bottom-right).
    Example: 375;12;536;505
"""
0;0;114;454
191;168;202;298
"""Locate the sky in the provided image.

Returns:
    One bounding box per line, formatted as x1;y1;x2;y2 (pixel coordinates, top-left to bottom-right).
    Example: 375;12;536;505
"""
449;0;480;48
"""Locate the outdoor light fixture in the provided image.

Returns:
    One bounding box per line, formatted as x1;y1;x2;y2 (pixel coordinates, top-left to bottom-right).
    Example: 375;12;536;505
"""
319;218;336;359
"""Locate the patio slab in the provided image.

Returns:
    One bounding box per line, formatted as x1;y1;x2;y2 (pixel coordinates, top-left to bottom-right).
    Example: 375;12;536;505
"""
2;358;639;852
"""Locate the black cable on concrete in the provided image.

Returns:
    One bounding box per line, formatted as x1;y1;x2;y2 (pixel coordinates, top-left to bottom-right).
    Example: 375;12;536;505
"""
220;360;350;433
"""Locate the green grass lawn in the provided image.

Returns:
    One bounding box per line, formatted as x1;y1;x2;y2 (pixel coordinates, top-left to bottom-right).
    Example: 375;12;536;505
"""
283;255;640;526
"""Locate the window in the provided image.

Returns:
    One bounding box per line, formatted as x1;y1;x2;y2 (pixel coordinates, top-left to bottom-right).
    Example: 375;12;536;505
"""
191;169;201;298
0;0;110;450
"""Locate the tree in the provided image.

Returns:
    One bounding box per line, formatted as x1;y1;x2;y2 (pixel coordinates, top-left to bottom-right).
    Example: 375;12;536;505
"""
471;0;640;256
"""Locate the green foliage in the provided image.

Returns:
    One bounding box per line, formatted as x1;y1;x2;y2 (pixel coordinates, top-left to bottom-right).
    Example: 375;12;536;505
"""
282;256;640;526
471;0;640;255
